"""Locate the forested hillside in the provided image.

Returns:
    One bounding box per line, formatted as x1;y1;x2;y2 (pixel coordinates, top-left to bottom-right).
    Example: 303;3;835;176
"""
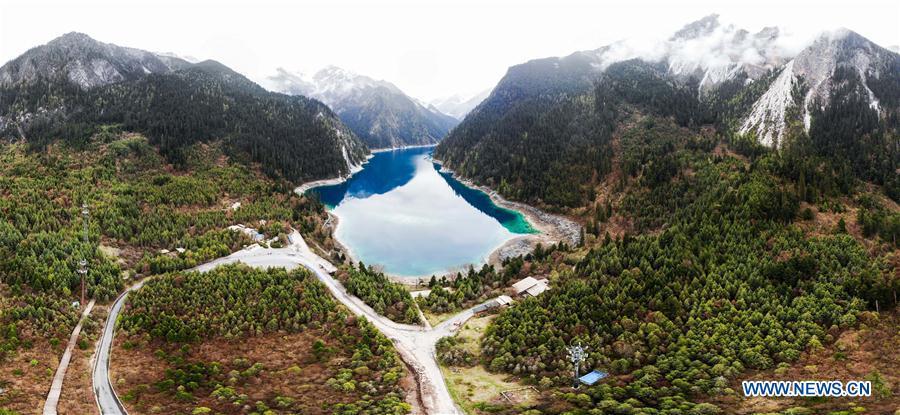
0;130;338;412
436;24;900;211
461;116;899;414
337;263;421;325
0;33;369;184
267;66;458;149
115;265;410;414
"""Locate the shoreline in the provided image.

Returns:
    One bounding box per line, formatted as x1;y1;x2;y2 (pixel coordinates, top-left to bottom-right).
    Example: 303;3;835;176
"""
294;154;374;195
328;163;581;287
295;145;438;195
298;149;582;287
432;158;582;246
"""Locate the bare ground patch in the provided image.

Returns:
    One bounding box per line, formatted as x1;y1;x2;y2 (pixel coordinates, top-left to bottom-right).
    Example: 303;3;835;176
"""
0;340;62;414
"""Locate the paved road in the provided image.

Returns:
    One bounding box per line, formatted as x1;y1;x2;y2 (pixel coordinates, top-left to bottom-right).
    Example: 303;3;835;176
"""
92;278;151;414
93;232;478;414
43;299;94;415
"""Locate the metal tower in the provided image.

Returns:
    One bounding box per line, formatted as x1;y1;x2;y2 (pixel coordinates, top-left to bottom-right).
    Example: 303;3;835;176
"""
567;342;587;388
80;203;89;306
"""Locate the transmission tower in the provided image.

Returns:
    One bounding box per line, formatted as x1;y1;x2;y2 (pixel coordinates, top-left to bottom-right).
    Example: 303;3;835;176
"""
80;203;89;306
567;341;587;388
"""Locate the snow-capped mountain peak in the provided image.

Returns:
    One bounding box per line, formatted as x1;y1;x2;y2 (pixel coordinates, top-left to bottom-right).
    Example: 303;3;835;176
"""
264;66;458;149
429;89;492;120
0;32;190;89
740;27;899;146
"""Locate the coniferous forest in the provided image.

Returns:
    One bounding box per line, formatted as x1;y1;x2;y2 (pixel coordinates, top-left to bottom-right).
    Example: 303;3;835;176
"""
116;265;411;414
1;14;899;415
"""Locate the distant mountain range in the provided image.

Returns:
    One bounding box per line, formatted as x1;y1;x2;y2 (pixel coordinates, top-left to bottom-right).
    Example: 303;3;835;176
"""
429;89;491;120
436;14;900;207
264;66;458;149
0;32;368;182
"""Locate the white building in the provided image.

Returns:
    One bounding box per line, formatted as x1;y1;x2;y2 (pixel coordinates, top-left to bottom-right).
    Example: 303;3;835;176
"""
512;277;550;298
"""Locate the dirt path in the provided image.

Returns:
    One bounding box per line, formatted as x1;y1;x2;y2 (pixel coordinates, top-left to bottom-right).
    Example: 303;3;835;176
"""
94;230;478;414
42;299;95;415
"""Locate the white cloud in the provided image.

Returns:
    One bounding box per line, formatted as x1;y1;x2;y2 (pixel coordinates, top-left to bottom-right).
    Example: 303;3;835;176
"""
1;0;897;101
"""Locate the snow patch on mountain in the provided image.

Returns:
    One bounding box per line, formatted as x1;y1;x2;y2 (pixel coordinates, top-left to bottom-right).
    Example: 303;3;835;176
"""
263;66;404;112
740;28;897;145
0;32;189;89
739;60;797;147
594;15;801;95
430;89;491;120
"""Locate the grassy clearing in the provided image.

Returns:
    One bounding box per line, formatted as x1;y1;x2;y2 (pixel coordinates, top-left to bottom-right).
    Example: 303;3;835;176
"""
442;365;536;414
423;310;457;327
440;314;538;414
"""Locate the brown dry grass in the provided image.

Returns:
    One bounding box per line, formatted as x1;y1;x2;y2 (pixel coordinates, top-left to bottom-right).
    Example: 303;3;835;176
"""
57;306;108;415
110;329;414;415
0;339;62;415
711;311;900;414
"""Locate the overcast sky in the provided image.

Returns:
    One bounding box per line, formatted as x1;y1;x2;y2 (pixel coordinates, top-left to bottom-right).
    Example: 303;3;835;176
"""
1;0;898;101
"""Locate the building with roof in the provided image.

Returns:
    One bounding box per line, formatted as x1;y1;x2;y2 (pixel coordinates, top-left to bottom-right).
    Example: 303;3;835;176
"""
512;277;550;298
578;370;608;386
472;295;515;314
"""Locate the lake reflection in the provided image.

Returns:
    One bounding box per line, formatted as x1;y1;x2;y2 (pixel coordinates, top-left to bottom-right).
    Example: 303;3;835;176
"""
309;147;534;277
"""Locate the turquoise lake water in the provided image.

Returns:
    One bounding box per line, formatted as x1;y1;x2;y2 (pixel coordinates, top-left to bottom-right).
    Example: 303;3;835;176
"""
309;146;536;277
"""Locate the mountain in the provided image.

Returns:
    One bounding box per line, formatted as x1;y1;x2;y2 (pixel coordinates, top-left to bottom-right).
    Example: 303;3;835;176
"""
429;89;491;120
265;66;458;149
435;15;900;208
0;32;191;89
0;33;368;182
740;28;900;146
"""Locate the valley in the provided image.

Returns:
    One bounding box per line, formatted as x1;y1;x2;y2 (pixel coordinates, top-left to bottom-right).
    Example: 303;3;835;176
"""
0;8;898;415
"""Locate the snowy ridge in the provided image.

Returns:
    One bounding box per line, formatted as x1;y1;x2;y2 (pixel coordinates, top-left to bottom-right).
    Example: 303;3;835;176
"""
263;66;458;149
264;66;403;112
594;15;793;95
429;89;492;120
740;28;897;146
0;32;189;90
739;60;797;147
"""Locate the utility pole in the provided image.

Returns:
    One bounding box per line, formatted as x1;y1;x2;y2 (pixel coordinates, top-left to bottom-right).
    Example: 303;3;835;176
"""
567;342;587;389
80;203;89;306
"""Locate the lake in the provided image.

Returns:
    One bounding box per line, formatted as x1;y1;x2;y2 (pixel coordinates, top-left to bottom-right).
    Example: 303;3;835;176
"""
309;146;536;277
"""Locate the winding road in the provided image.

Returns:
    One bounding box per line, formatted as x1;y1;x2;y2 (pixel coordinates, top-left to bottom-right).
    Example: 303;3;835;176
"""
92;231;476;414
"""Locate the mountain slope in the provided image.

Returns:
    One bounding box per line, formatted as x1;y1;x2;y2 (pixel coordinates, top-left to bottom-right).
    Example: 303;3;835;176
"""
436;16;900;209
740;29;900;147
0;33;368;182
430;89;491;120
265;66;458;149
0;32;190;89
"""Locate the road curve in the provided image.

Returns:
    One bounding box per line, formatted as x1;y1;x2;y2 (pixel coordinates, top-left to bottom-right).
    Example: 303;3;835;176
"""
93;232;478;414
92;278;152;414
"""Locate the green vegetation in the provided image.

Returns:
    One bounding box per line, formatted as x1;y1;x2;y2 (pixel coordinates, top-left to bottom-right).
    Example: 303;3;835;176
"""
436;336;475;367
0;131;334;362
120;265;335;341
479;117;897;414
118;265;410;414
419;245;572;315
419;260;520;314
438;58;898;212
339;263;421;324
1;60;368;182
856;195;900;247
